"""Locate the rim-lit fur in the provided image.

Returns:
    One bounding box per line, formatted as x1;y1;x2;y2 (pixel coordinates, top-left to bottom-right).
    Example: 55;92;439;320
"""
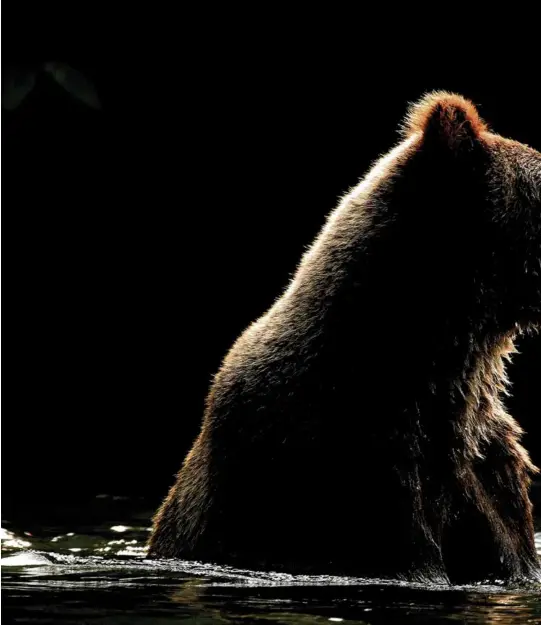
148;93;541;585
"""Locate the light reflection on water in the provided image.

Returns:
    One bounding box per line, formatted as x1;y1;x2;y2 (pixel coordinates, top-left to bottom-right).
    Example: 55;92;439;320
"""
2;496;541;624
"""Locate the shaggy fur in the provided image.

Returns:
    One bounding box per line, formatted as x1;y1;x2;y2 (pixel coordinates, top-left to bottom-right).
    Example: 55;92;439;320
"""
148;92;541;584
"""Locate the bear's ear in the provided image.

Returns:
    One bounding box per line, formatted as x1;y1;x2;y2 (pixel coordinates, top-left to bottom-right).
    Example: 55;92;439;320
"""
401;91;487;151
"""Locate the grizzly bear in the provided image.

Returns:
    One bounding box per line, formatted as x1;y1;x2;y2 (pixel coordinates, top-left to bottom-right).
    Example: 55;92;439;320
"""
148;92;541;584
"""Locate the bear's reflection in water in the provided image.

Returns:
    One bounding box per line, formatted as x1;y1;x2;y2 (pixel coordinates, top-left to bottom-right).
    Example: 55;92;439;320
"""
168;567;541;624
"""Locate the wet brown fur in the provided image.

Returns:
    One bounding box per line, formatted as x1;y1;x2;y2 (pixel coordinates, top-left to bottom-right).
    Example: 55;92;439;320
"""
148;92;541;584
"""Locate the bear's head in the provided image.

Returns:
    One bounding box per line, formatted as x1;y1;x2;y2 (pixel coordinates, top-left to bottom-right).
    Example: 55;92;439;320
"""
397;92;541;339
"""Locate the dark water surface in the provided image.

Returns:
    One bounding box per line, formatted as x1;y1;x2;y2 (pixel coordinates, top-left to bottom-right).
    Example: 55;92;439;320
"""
2;495;541;624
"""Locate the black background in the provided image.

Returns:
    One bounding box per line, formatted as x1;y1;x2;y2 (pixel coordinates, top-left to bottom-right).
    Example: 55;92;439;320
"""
2;36;540;518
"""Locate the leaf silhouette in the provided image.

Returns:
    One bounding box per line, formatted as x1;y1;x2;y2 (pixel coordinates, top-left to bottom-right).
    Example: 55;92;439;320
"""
2;66;37;110
44;62;101;109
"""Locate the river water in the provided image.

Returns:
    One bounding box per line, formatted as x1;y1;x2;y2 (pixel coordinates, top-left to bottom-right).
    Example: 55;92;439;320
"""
2;494;540;624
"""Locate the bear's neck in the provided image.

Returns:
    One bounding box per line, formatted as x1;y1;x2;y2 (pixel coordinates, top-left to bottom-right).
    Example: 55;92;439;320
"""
378;328;517;455
429;331;516;421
